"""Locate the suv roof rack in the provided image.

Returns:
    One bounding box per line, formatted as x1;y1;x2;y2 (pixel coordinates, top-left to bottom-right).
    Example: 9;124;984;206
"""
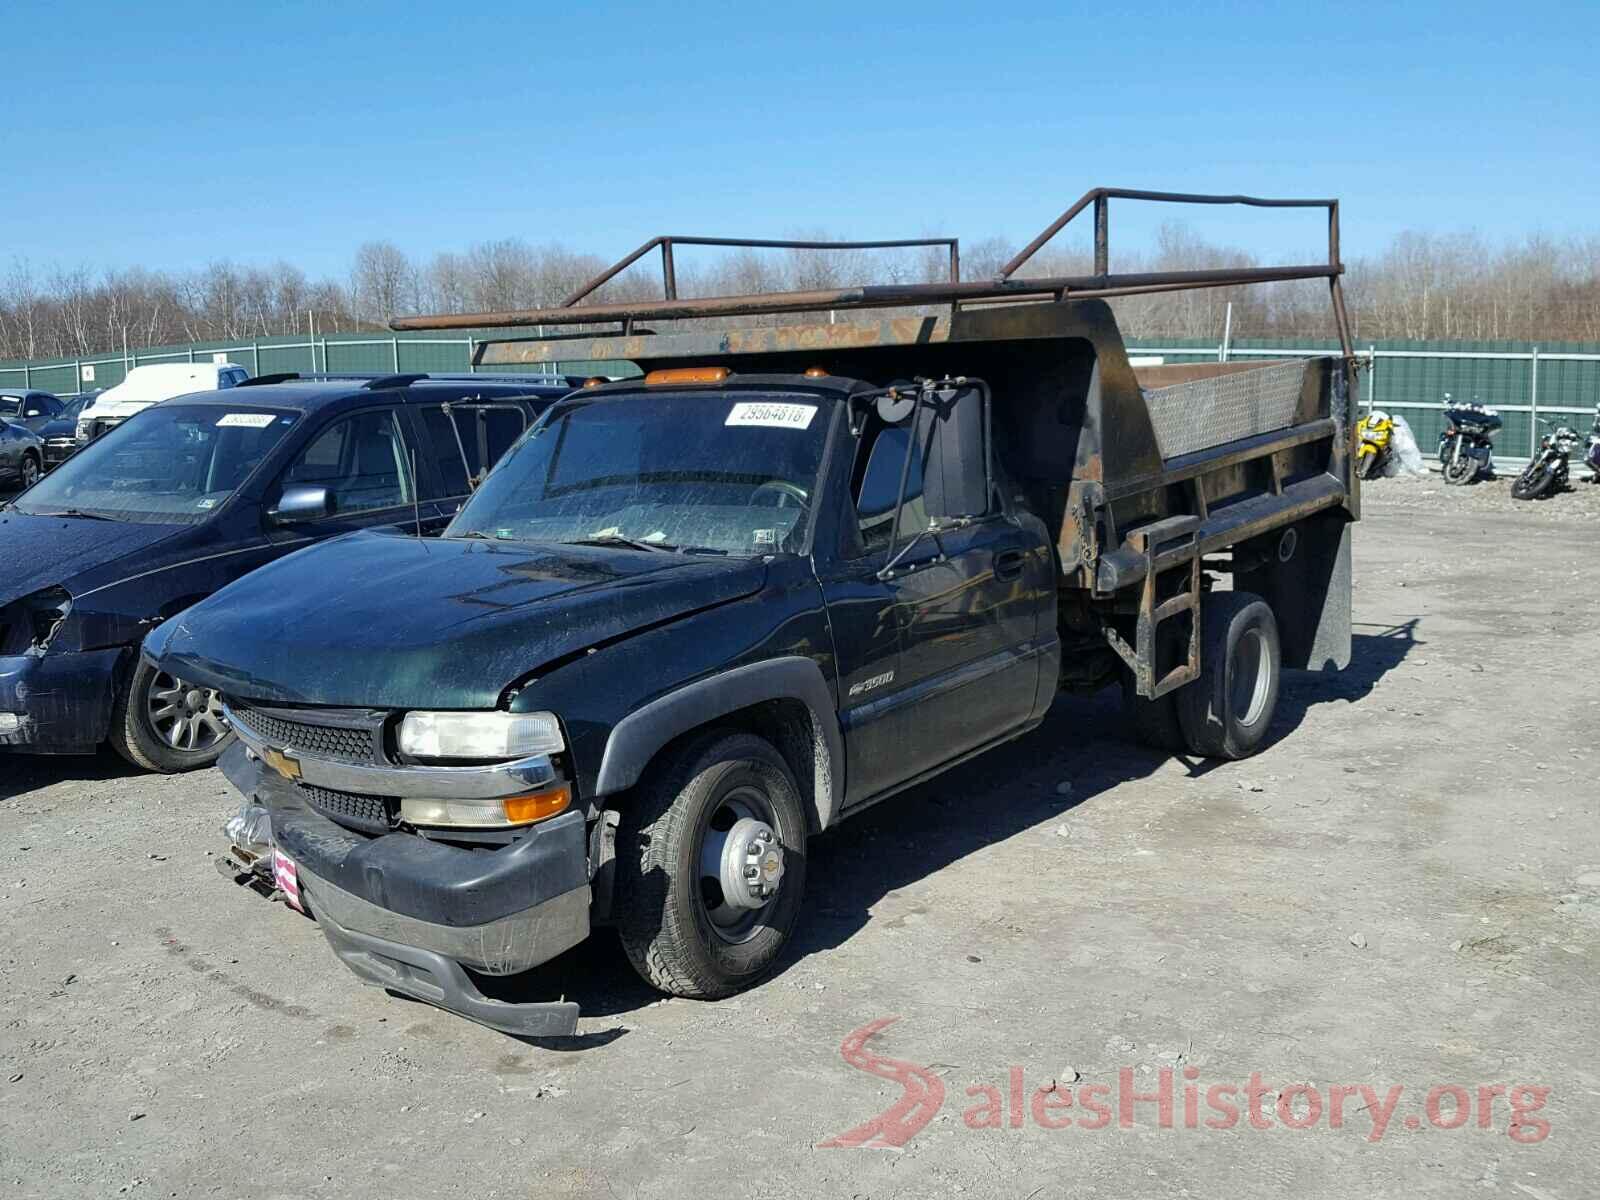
237;372;381;387
362;374;430;390
388;188;1354;363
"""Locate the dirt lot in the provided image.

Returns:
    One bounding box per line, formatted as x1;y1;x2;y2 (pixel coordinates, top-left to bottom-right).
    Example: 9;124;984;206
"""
2;480;1597;1199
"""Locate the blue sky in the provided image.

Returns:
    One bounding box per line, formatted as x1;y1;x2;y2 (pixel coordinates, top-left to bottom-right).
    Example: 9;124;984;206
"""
2;0;1595;278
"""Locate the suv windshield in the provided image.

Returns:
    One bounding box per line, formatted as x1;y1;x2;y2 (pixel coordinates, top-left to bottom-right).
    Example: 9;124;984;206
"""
15;404;298;524
449;389;830;555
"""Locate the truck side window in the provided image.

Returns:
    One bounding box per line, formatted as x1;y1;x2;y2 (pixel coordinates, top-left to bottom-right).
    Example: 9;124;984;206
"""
279;409;415;514
854;423;927;553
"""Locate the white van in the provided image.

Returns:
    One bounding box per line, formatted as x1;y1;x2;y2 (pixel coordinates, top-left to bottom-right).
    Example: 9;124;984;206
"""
76;362;250;444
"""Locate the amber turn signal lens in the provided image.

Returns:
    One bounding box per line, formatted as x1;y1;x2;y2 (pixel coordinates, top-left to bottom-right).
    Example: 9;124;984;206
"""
643;366;730;386
501;785;571;825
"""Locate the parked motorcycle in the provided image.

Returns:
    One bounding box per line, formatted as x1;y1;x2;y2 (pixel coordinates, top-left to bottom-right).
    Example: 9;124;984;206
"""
1356;410;1395;479
1512;420;1582;500
1585;403;1600;483
1438;394;1502;485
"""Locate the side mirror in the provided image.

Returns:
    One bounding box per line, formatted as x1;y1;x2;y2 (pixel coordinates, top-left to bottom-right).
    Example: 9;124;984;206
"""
268;485;333;525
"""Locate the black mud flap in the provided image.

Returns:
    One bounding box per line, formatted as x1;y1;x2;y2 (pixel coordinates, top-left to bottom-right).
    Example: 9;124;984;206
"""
1236;510;1352;671
316;906;580;1038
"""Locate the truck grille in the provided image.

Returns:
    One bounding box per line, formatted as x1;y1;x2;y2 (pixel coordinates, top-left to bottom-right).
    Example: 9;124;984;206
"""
228;702;379;763
297;783;397;835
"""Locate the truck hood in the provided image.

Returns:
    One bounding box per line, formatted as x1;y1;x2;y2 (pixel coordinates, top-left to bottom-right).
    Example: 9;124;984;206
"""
147;530;768;708
0;509;188;607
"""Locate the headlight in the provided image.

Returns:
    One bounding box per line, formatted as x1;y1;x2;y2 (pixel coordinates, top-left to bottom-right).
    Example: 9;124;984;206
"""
399;785;570;829
75;419;92;440
0;587;72;654
397;710;563;761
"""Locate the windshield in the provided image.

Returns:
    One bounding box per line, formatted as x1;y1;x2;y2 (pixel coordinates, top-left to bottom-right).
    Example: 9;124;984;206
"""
15;404;298;524
449;389;831;555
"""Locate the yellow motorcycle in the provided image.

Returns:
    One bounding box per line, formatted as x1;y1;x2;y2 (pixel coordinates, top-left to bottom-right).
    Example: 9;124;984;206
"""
1356;410;1394;480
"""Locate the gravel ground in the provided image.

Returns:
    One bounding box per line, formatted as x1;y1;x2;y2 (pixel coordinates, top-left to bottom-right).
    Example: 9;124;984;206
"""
2;484;1597;1199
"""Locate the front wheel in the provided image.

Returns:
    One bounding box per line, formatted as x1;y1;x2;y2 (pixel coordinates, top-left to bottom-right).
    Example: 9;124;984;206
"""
1357;452;1383;481
1511;462;1555;501
1442;454;1481;485
1176;592;1281;760
615;731;808;999
19;452;40;490
109;659;233;772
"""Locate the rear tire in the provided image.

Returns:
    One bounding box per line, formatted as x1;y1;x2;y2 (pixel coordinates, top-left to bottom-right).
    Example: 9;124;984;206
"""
109;659;233;773
1121;672;1186;753
1177;592;1281;760
615;731;808;999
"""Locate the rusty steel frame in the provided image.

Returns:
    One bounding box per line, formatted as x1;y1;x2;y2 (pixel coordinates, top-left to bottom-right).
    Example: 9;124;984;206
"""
554;234;962;310
388;187;1355;364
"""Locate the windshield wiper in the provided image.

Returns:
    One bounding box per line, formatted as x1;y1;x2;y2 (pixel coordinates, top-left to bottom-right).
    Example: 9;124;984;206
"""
35;508;115;522
563;535;679;554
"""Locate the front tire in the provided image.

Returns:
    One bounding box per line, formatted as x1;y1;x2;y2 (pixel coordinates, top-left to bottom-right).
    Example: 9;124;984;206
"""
109;659;233;773
19;452;40;490
1511;463;1555;500
1176;592;1281;760
1442;454;1481;485
615;731;808;999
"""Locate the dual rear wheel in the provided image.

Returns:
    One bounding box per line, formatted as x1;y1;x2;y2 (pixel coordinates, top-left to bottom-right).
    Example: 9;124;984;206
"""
1123;591;1281;761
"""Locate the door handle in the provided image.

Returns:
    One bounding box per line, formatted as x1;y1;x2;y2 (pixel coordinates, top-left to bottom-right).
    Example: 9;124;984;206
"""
994;549;1026;581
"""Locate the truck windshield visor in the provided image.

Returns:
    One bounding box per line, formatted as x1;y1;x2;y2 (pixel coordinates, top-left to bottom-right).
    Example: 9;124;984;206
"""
449;390;830;556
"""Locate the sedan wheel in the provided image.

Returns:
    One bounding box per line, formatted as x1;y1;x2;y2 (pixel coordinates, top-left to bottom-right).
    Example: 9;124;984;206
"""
20;454;40;489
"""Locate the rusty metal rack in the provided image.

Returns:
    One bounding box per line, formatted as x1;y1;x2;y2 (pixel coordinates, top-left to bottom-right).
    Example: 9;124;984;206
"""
389;187;1355;364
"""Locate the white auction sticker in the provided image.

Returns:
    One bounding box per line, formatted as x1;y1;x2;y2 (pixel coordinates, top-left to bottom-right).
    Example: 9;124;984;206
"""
216;412;276;429
725;402;818;430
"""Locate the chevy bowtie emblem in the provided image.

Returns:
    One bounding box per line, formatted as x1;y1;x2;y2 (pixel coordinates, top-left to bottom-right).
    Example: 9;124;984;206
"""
262;746;302;782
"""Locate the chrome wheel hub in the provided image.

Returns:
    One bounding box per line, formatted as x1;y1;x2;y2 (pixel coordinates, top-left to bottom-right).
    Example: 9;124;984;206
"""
719;817;785;910
697;787;785;943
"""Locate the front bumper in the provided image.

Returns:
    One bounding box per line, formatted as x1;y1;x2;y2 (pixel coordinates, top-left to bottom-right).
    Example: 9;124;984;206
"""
43;438;77;468
219;743;590;1037
0;647;125;753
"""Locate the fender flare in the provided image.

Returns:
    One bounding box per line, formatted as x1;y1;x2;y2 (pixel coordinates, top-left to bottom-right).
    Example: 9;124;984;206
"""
593;656;844;831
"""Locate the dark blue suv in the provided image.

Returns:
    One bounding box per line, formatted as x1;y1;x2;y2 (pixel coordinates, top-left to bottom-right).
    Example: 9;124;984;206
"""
0;373;573;771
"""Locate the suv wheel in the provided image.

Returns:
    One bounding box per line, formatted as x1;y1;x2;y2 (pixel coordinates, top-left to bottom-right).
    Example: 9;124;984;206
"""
110;659;233;773
615;731;808;999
